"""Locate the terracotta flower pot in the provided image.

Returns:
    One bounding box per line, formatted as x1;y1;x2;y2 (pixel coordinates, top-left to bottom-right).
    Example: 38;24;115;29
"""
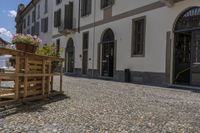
16;44;38;53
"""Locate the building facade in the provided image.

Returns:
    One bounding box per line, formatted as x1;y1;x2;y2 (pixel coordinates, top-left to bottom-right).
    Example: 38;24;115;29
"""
16;0;54;44
0;37;11;47
16;0;200;87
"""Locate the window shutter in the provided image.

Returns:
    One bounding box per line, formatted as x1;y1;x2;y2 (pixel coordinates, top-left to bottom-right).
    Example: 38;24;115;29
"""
54;11;58;27
101;0;104;9
45;17;48;33
31;25;35;35
81;0;85;16
65;2;73;29
58;9;61;27
87;0;92;15
54;9;61;27
37;5;40;19
35;22;40;35
41;19;44;32
109;0;113;5
44;0;48;13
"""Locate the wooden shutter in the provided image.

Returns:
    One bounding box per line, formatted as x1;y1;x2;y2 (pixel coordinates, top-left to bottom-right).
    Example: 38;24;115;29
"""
58;9;61;27
101;0;114;9
32;10;36;23
81;0;85;16
87;0;91;15
65;2;73;29
44;17;48;33
41;19;44;32
101;0;104;9
35;22;40;35
54;11;58;27
31;25;35;35
54;10;61;27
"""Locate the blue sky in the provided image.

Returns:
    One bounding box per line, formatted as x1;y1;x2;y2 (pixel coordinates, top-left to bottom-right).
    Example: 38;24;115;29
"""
0;0;30;42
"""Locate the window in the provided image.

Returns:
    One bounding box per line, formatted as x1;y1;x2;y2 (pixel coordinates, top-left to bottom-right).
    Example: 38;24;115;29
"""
23;19;26;29
35;21;40;35
27;15;30;26
132;16;146;57
101;0;114;9
54;9;61;27
56;0;62;5
41;17;48;33
64;2;73;29
37;5;40;19
81;0;91;17
83;32;89;49
31;25;35;35
56;39;60;56
44;0;48;14
27;29;30;34
32;10;36;23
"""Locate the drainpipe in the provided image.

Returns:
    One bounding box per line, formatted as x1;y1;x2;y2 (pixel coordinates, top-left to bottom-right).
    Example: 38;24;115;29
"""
78;0;81;33
92;0;96;77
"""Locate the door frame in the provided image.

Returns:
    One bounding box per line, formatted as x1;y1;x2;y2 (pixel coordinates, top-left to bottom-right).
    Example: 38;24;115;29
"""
82;49;88;75
172;31;192;85
65;38;75;73
171;30;200;86
170;7;200;86
99;40;117;78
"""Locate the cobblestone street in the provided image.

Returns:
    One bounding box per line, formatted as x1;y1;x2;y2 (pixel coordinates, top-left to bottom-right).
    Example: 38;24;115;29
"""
1;76;200;133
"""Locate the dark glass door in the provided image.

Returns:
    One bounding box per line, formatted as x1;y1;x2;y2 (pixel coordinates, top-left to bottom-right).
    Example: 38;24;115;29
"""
82;50;88;75
191;31;200;85
174;32;192;84
101;42;114;77
67;51;74;73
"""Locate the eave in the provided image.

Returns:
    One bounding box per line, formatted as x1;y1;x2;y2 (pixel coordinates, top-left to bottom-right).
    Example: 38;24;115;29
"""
160;0;175;7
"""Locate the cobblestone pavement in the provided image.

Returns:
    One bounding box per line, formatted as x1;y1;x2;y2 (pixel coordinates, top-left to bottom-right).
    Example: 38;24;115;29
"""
1;76;200;133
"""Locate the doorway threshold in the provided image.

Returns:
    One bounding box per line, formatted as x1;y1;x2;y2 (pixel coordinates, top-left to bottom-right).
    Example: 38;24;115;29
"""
170;84;200;90
99;76;113;80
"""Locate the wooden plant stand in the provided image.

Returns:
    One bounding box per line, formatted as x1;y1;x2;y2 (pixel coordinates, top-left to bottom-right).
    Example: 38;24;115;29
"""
0;48;64;106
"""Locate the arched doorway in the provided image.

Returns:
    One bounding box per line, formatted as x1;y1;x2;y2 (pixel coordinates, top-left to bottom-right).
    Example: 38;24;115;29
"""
65;38;75;73
101;29;115;77
174;7;200;86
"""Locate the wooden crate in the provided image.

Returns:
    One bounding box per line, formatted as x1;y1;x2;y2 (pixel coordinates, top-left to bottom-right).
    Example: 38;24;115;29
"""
0;48;64;106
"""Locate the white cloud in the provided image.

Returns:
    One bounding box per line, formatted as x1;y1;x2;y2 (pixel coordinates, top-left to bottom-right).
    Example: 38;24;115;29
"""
8;10;17;18
0;28;13;38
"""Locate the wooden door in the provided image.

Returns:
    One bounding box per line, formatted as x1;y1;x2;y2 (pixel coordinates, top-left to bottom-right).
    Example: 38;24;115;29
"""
82;50;88;75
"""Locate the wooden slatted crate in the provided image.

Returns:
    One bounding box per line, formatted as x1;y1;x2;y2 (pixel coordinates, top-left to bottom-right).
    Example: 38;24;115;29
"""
0;48;64;106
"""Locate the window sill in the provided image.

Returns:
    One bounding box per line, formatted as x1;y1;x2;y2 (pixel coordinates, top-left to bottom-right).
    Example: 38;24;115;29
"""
131;54;145;58
101;4;113;10
81;13;91;18
56;3;62;6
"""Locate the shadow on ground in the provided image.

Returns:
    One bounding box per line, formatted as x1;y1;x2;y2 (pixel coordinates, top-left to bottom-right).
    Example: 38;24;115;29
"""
0;94;70;118
64;74;200;94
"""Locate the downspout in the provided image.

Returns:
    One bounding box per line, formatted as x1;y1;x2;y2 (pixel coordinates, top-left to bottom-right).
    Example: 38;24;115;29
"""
78;0;81;33
92;0;96;77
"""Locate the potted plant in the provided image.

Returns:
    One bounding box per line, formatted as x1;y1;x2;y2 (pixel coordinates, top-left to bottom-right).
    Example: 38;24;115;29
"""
36;44;63;72
12;34;42;53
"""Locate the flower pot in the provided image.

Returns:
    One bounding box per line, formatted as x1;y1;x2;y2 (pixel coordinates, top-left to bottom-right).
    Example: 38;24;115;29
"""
16;44;37;53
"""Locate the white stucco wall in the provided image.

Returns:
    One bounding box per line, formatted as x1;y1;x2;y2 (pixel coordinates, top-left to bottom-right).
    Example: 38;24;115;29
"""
21;0;54;44
20;0;200;75
72;0;200;74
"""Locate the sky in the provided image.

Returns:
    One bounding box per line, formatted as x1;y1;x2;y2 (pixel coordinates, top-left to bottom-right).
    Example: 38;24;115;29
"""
0;0;30;42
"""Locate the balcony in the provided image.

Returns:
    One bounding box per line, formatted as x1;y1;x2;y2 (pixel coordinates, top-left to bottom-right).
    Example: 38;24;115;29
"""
58;22;75;35
58;2;75;35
